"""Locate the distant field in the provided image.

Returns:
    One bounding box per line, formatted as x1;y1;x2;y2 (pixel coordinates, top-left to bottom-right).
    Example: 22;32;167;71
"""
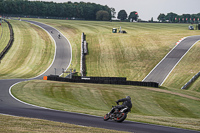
26;19;200;90
0;20;55;79
0;21;10;53
12;80;200;131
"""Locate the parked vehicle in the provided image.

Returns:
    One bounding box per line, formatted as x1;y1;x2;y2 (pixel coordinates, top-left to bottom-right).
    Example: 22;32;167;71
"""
189;25;194;30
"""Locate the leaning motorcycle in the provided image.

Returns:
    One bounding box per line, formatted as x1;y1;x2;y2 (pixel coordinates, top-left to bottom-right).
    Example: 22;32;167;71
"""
103;103;129;122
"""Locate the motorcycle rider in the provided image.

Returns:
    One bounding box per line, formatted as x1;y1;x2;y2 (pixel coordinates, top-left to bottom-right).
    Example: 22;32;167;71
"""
108;96;132;116
58;33;61;38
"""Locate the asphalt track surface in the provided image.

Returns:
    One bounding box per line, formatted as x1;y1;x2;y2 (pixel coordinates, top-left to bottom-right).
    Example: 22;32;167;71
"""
143;36;200;85
0;21;199;133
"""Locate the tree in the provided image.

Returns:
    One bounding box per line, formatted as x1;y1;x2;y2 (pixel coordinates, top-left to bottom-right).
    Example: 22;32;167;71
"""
96;10;110;21
117;10;127;20
110;7;116;18
165;12;178;22
0;0;2;13
151;17;153;22
157;13;165;22
128;11;138;21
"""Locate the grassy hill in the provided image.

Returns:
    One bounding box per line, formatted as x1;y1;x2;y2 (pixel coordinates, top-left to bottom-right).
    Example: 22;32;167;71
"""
0;20;55;79
5;19;200;131
29;19;200;90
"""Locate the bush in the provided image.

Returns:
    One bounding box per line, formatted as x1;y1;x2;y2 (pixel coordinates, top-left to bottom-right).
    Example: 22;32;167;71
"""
96;10;110;21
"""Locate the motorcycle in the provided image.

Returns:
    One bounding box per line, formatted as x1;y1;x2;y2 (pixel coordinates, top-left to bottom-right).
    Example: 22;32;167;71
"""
103;103;129;122
58;34;61;39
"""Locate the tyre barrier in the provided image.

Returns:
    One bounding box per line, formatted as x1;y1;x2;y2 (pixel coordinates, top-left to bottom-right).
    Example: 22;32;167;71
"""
45;75;159;88
0;19;14;60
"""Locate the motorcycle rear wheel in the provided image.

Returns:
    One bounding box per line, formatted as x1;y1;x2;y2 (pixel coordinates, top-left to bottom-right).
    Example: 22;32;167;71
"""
115;113;127;122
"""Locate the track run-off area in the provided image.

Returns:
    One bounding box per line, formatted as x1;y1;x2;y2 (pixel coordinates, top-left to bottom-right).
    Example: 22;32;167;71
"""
0;20;199;133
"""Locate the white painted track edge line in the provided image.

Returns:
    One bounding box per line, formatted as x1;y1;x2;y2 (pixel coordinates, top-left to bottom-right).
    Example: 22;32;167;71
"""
28;20;73;76
8;81;102;119
142;37;186;82
160;38;200;86
7;21;103;121
7;20;103;124
25;21;57;79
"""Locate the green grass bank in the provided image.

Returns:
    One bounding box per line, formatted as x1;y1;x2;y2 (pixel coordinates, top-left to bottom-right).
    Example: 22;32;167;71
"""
11;80;200;131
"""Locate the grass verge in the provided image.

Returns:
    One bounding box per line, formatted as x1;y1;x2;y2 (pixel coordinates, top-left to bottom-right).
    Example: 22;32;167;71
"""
11;80;200;131
0;114;127;133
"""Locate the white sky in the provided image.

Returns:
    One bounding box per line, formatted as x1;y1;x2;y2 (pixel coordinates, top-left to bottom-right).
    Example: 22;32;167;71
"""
30;0;200;21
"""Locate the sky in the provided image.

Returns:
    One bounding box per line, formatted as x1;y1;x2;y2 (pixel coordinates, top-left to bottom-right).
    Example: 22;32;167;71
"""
30;0;200;21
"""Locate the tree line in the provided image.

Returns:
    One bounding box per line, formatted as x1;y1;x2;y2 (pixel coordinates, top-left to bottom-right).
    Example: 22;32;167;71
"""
0;0;112;20
157;12;200;23
116;9;200;23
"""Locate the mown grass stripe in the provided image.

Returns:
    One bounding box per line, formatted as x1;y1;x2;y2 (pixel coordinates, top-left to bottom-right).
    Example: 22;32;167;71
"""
0;20;55;79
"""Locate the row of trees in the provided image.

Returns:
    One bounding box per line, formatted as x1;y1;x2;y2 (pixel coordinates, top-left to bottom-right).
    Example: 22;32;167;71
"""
0;0;112;20
116;10;200;23
117;10;139;21
157;12;200;23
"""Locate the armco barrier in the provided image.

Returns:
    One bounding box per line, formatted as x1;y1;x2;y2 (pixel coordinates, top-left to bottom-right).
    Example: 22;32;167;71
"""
80;32;88;77
0;19;14;60
46;75;159;88
80;32;86;76
181;71;200;89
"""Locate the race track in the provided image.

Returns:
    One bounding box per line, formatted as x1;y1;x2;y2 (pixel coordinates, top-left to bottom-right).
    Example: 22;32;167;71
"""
143;36;200;85
0;20;199;133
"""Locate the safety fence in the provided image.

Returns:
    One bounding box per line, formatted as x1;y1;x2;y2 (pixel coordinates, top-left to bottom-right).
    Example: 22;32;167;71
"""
80;32;88;76
0;19;14;60
45;75;159;88
181;71;200;89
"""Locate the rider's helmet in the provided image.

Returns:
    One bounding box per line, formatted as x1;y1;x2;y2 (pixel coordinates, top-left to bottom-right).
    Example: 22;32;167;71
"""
126;96;131;100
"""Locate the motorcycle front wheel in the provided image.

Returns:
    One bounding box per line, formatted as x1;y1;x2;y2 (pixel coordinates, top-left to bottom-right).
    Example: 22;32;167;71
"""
115;113;127;122
103;114;110;121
